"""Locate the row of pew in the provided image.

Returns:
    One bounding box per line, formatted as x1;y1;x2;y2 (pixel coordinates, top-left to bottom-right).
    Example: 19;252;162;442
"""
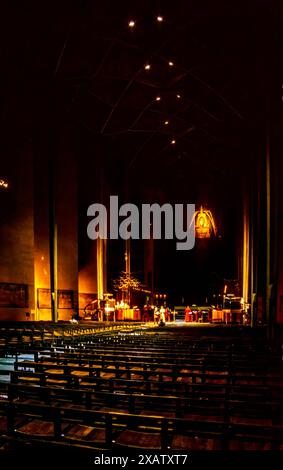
0;328;283;451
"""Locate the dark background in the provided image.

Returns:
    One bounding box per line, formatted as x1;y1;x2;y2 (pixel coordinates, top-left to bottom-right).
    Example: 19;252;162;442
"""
1;0;282;307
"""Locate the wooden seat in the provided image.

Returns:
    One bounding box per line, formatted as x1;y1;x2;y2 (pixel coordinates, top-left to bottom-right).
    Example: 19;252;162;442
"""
171;434;223;450
54;402;86;410
19;376;40;382
45;369;64;375
46;378;68;385
116;430;161;449
99;407;129;414
205;378;227;384
71;370;89;377
148;375;172;382
230;416;272;426
140;410;175;419
100;372;116;379
228;439;271;450
16;419;55;436
183;413;225;423
176;376;192;383
64;424;105;443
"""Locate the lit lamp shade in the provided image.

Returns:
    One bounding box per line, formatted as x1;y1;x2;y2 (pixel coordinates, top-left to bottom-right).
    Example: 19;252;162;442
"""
194;207;216;239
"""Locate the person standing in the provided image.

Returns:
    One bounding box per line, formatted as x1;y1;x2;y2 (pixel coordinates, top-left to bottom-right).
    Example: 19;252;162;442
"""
185;306;191;322
154;306;160;324
159;306;166;326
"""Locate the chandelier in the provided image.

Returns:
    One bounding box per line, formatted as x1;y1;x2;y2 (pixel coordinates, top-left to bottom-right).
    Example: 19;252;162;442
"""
193;206;217;239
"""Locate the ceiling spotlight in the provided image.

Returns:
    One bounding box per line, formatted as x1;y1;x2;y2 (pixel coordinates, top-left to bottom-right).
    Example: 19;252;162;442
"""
155;96;161;101
144;64;151;70
171;139;176;145
164;120;169;125
0;179;8;189
157;16;164;22
128;20;135;28
168;61;174;67
176;94;181;99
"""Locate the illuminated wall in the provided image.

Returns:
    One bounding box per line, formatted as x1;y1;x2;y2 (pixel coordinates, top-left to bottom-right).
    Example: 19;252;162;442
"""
33;148;51;320
56;147;78;321
0;144;35;321
79;243;98;300
242;201;250;306
33;136;79;321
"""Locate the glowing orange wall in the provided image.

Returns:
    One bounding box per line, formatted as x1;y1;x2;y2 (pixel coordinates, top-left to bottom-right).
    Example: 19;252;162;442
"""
0;145;35;321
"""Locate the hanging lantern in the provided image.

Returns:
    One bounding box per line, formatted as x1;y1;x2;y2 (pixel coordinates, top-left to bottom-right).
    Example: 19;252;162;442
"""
193;206;217;239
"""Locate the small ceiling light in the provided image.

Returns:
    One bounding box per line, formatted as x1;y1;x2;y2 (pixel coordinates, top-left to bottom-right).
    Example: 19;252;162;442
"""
144;64;151;70
0;179;8;189
164;120;169;125
128;20;135;28
155;96;161;101
176;94;181;99
168;61;174;67
157;16;164;22
171;139;176;144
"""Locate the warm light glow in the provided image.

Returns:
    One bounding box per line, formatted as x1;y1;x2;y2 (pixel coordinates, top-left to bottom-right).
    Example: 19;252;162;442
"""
171;139;176;144
155;96;161;101
144;64;151;70
0;179;8;189
97;238;105;301
128;20;135;28
113;272;146;293
168;61;174;67
192;206;217;239
156;16;164;22
242;203;249;305
176;94;181;99
164;120;169;125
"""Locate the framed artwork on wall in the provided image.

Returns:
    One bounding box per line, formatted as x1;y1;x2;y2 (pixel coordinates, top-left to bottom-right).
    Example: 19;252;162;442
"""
37;289;74;309
0;283;28;308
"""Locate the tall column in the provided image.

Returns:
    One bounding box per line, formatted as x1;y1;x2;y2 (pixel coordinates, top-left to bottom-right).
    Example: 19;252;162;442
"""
144;238;154;294
250;215;254;327
48;156;58;322
96;147;107;302
266;132;272;338
97;237;105;301
125;239;131;275
242;199;249;309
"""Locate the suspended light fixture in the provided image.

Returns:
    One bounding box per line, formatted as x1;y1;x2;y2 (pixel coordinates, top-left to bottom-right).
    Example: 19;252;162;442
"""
0;179;8;189
192;206;217;239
